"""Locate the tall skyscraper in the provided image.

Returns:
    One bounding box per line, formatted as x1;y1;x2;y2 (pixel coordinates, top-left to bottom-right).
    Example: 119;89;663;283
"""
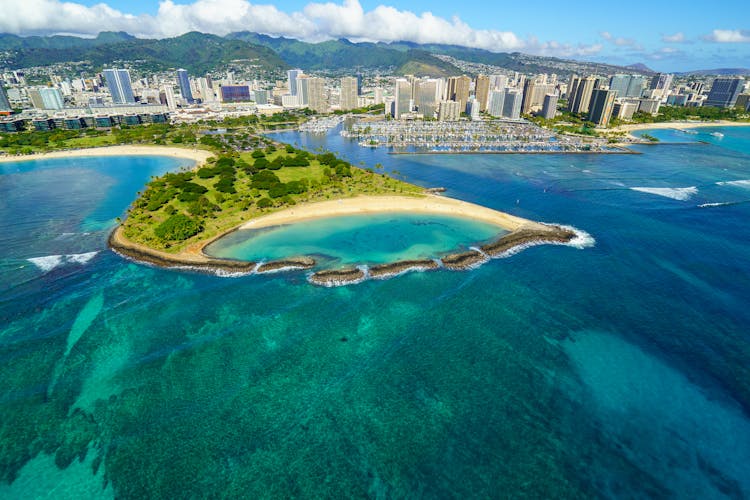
176;69;194;104
394;78;412;119
446;76;471;111
474;75;490;112
502;90;523;119
0;86;12;112
569;76;596;114
103;69;135;105
287;69;303;97
340;77;359;111
415;79;440;118
299;76;326;113
161;85;177;110
649;73;673;100
541;94;559;120
197;78;214;103
489;75;508;91
254;90;269;105
487;89;505;117
705;77;745;108
588;89;617;127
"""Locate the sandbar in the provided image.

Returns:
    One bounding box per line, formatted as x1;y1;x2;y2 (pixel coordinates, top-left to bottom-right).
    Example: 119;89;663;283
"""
0;145;213;165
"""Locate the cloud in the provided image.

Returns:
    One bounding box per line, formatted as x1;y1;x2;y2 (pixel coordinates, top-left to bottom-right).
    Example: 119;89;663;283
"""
599;31;641;49
0;0;602;58
662;32;685;43
704;29;750;43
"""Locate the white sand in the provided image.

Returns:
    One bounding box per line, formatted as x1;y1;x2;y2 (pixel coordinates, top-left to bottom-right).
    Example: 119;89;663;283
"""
612;120;750;139
240;195;540;233
0;145;212;165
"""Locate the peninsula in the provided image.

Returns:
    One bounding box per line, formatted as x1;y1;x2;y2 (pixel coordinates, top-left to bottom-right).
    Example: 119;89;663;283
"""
107;143;578;284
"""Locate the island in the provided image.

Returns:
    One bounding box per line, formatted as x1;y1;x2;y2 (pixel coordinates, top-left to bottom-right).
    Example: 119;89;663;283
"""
106;142;580;285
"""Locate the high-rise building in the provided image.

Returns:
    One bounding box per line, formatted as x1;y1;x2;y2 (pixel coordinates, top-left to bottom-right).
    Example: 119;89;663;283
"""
28;88;64;110
569;76;596;114
197;78;214;103
0;86;12;112
374;87;384;105
705;77;745;108
438;100;461;121
340;77;359;111
446;76;471;111
467;97;481;120
474;75;490;112
502;90;523;119
176;69;194;104
735;94;750;111
415;79;440;118
489;74;508;91
220;85;251;103
588;89;616;127
567;75;580;101
299;76;326;113
254;90;269;105
649;73;673;100
487;89;505;117
287;69;303;96
103;69;135;104
161;85;177;110
613;101;638;120
541;94;558;120
394;78;412;119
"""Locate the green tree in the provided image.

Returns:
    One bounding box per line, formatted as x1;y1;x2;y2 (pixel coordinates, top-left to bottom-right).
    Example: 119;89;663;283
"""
154;214;202;241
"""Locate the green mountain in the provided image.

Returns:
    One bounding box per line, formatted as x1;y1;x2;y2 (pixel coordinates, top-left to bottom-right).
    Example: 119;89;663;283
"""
226;32;461;76
0;31;135;50
1;32;287;74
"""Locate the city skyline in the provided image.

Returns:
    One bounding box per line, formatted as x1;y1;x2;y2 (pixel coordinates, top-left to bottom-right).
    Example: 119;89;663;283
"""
1;0;748;72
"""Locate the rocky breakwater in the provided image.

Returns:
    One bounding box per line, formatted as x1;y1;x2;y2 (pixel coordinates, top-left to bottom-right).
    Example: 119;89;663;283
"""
369;259;440;279
480;224;576;257
108;228;257;274
256;256;315;273
309;267;367;287
440;224;577;270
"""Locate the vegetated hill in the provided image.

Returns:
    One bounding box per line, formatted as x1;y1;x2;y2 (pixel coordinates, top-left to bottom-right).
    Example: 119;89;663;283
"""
1;32;288;74
0;31;135;50
377;41;656;77
227;32;461;75
626;63;654;73
678;68;750;76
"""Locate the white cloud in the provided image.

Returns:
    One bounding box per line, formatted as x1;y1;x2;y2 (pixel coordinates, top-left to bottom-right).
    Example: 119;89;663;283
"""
705;29;750;43
662;32;685;43
0;0;602;58
599;31;640;48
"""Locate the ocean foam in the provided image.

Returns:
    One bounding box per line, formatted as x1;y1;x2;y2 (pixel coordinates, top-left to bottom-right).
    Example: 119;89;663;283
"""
717;179;750;188
28;252;99;272
698;202;734;208
630;186;698;201
27;255;64;272
67;251;99;265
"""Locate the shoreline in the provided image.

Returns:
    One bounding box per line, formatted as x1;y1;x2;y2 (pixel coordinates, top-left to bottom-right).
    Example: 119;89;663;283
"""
109;194;579;284
611;120;750;140
237;195;541;233
0;145;213;165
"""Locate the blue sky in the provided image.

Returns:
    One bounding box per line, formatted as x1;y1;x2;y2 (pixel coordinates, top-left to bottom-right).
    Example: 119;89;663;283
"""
3;0;749;71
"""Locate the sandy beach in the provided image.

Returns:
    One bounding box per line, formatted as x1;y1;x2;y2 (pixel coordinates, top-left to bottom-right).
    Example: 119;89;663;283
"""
239;195;542;233
612;120;750;139
0;145;213;165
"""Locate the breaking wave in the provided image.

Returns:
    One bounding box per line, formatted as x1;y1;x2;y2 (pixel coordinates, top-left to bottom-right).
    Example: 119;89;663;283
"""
630;187;698;201
27;252;99;272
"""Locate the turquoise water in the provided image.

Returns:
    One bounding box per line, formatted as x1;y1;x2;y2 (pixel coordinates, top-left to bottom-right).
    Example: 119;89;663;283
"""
1;127;750;498
207;213;504;266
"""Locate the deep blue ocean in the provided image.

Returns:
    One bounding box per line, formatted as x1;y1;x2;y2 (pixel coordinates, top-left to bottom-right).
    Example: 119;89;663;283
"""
1;126;750;498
